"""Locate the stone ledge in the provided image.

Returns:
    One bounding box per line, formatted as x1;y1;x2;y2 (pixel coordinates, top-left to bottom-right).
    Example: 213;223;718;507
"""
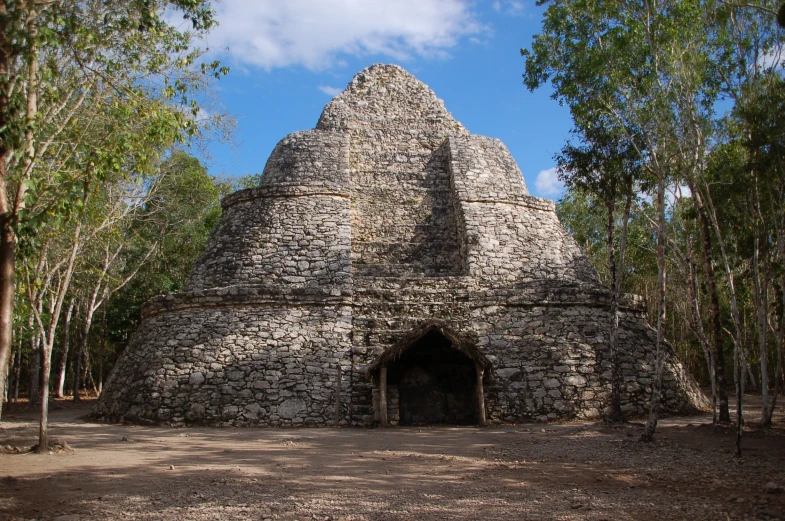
222;182;350;209
459;194;556;212
142;279;645;320
142;284;353;319
353;278;645;311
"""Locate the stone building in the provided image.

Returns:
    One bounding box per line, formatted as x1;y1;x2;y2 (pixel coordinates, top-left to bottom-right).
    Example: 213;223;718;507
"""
95;64;707;427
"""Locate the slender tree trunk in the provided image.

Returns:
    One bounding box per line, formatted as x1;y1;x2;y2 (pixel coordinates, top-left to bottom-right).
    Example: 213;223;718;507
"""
697;204;730;423
735;329;746;456
38;338;52;453
73;337;83;402
72;315;92;402
0;209;15;422
0;1;17;425
36;248;80;453
4;331;21;411
767;329;783;426
29;332;41;407
686;247;717;423
84;347;98;396
606;199;624;422
753;227;770;426
12;341;21;402
767;278;785;426
641;175;667;442
0;217;12;422
2;353;7;406
746;356;757;392
56;299;75;398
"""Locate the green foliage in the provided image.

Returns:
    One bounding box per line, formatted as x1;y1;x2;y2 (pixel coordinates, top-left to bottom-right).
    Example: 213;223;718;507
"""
557;190;657;293
104;151;228;347
3;0;228;242
530;0;785;397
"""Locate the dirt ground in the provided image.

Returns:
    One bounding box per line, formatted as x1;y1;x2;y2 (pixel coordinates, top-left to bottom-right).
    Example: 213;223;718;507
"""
1;396;784;521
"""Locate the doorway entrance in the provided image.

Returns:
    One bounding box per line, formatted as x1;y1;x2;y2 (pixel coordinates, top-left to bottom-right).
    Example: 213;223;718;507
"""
387;330;477;425
370;321;490;427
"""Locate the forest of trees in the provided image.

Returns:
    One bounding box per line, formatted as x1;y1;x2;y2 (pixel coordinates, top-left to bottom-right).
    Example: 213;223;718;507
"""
0;0;231;452
0;0;783;456
524;0;785;449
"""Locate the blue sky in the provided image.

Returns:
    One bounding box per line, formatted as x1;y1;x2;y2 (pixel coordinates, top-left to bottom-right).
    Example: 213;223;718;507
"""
197;0;571;199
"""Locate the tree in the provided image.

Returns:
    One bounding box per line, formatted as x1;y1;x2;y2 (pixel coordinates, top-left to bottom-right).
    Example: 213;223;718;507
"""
0;2;227;454
524;0;722;441
555;125;641;422
101;151;228;356
527;0;784;452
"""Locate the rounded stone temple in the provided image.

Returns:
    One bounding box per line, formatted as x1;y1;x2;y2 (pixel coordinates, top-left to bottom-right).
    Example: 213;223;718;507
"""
95;64;707;426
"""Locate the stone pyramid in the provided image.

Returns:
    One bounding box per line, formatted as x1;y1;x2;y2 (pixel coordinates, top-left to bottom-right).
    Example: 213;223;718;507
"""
95;64;707;426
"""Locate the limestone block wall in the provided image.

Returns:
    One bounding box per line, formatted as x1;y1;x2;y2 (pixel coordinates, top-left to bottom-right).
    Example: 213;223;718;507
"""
258;130;349;187
317;64;466;278
95;290;353;426
185;192;351;290
473;304;706;422
349;278;707;425
349;144;462;277
449;135;530;199
185;130;352;291
447;136;599;284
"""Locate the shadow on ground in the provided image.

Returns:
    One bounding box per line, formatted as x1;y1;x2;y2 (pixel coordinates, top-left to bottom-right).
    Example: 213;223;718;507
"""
0;396;783;521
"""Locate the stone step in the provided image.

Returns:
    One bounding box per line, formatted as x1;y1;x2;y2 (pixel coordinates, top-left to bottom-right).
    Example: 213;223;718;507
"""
352;263;459;278
351;226;459;245
351;240;461;265
349;175;453;189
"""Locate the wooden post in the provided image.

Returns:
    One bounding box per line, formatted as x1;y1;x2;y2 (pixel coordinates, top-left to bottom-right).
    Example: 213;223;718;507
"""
476;362;487;427
334;363;342;426
379;366;388;427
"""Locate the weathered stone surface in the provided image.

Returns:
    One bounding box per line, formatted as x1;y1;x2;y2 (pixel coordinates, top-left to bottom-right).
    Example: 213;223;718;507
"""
94;64;708;427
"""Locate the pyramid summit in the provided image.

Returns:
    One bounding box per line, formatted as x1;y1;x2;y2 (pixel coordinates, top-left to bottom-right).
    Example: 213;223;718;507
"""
95;64;707;426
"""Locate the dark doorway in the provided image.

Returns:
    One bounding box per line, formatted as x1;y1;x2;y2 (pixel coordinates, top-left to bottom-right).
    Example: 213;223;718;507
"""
386;330;477;425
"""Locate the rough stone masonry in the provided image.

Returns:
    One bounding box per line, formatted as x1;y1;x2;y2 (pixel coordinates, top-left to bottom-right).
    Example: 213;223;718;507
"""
94;64;708;427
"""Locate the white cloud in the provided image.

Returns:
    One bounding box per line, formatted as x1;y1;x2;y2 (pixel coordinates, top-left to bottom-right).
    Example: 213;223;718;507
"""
196;107;211;121
206;0;484;70
492;1;526;16
639;184;692;208
757;43;783;70
534;167;565;197
318;85;344;97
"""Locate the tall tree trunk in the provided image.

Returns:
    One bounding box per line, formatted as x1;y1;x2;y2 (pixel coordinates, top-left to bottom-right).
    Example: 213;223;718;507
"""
754;228;770;426
38;338;52;453
85;352;98;397
2;352;7;406
12;340;21;402
697;204;731;423
606;199;624;422
697;184;745;453
56;299;75;398
29;332;41;407
735;328;746;456
641;175;667;442
0;215;13;422
36;242;80;453
72;314;92;402
686;245;717;423
0;1;16;425
767;278;785;426
4;331;21;410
